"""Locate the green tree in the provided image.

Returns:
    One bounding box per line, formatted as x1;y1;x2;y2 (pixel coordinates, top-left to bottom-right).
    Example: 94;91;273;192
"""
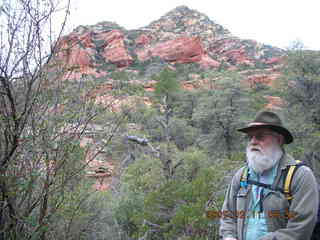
193;71;252;159
280;47;320;179
154;67;180;99
282;49;320;128
120;147;244;240
153;68;181;180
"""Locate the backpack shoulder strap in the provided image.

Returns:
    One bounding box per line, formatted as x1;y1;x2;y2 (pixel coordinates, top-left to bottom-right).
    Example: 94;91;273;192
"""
240;166;281;191
240;166;249;188
283;160;303;201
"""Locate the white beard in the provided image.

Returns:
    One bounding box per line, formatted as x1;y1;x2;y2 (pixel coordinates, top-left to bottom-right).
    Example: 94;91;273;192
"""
246;142;283;174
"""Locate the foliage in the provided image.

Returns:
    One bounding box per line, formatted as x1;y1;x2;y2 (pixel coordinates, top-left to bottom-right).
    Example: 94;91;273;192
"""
174;63;203;80
169;118;199;150
0;1;126;239
130;56;165;77
192;71;252;158
122;155;165;193
154;67;180;98
280;48;320;180
118;148;244;240
282;49;320;128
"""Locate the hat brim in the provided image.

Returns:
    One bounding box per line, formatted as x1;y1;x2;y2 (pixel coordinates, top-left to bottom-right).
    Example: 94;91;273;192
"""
238;124;293;144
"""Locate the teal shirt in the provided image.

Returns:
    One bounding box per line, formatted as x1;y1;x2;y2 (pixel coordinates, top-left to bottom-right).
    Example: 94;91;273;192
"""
245;164;279;240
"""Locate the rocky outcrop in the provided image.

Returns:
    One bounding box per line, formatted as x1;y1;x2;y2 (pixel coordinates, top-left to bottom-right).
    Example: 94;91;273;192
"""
136;36;220;68
264;56;284;65
209;38;284;68
264;96;284;109
94;95;152;112
53;33;106;80
52;5;285;81
135;34;152;46
80;136;114;191
247;73;281;87
136;36;202;62
199;54;220;68
53;29;133;80
144;5;232;46
96;30;133;67
55;33;95;69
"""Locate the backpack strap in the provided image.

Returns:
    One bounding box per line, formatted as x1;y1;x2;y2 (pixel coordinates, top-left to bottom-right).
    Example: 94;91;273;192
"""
240;160;303;200
240;166;282;191
240;167;249;188
283;160;303;202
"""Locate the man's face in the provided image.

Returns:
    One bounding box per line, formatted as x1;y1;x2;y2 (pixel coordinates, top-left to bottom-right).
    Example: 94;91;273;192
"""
246;128;283;174
246;129;283;153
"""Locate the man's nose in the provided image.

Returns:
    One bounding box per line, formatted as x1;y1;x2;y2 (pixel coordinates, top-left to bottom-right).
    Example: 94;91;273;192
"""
250;136;260;144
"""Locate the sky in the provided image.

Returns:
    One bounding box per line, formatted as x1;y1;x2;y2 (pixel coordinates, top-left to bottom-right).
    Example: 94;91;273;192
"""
60;0;320;50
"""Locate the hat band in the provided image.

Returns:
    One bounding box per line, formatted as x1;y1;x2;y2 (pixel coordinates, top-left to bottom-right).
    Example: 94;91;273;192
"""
248;122;270;126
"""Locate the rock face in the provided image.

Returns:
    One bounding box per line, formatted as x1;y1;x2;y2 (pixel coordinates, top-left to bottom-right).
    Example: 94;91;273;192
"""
135;34;152;46
96;30;133;67
264;96;284;109
52;5;285;81
208;38;283;68
55;33;95;70
53;28;133;79
135;36;219;68
247;73;281;87
136;37;204;63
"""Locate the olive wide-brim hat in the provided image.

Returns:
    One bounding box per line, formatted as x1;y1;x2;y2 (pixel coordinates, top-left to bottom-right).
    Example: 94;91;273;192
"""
238;111;293;144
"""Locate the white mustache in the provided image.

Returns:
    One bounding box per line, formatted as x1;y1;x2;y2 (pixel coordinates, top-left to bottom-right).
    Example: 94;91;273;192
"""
248;145;262;152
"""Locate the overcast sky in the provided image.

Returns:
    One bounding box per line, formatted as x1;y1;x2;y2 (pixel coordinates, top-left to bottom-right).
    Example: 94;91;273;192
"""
61;0;320;50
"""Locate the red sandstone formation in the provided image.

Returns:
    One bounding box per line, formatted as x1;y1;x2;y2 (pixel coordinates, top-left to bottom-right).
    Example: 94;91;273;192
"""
264;96;284;109
54;33;106;80
95;30;133;67
199;54;220;69
264;56;284;65
135;34;152;46
79;31;96;48
209;38;254;66
136;37;219;68
54;29;133;80
223;48;253;66
92;95;152;112
55;34;93;69
79;136;114;191
247;73;281;87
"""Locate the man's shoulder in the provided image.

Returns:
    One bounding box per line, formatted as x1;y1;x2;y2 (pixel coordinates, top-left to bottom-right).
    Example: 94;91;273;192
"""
280;153;315;179
289;161;318;191
280;153;298;168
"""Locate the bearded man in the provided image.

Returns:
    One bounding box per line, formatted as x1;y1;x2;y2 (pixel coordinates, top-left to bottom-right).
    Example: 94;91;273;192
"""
219;111;319;240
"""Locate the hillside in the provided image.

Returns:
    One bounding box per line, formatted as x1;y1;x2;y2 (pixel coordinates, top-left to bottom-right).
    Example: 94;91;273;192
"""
47;5;289;189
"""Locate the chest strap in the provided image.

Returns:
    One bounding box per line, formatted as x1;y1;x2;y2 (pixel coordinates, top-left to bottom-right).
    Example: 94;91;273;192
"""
240;160;303;201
